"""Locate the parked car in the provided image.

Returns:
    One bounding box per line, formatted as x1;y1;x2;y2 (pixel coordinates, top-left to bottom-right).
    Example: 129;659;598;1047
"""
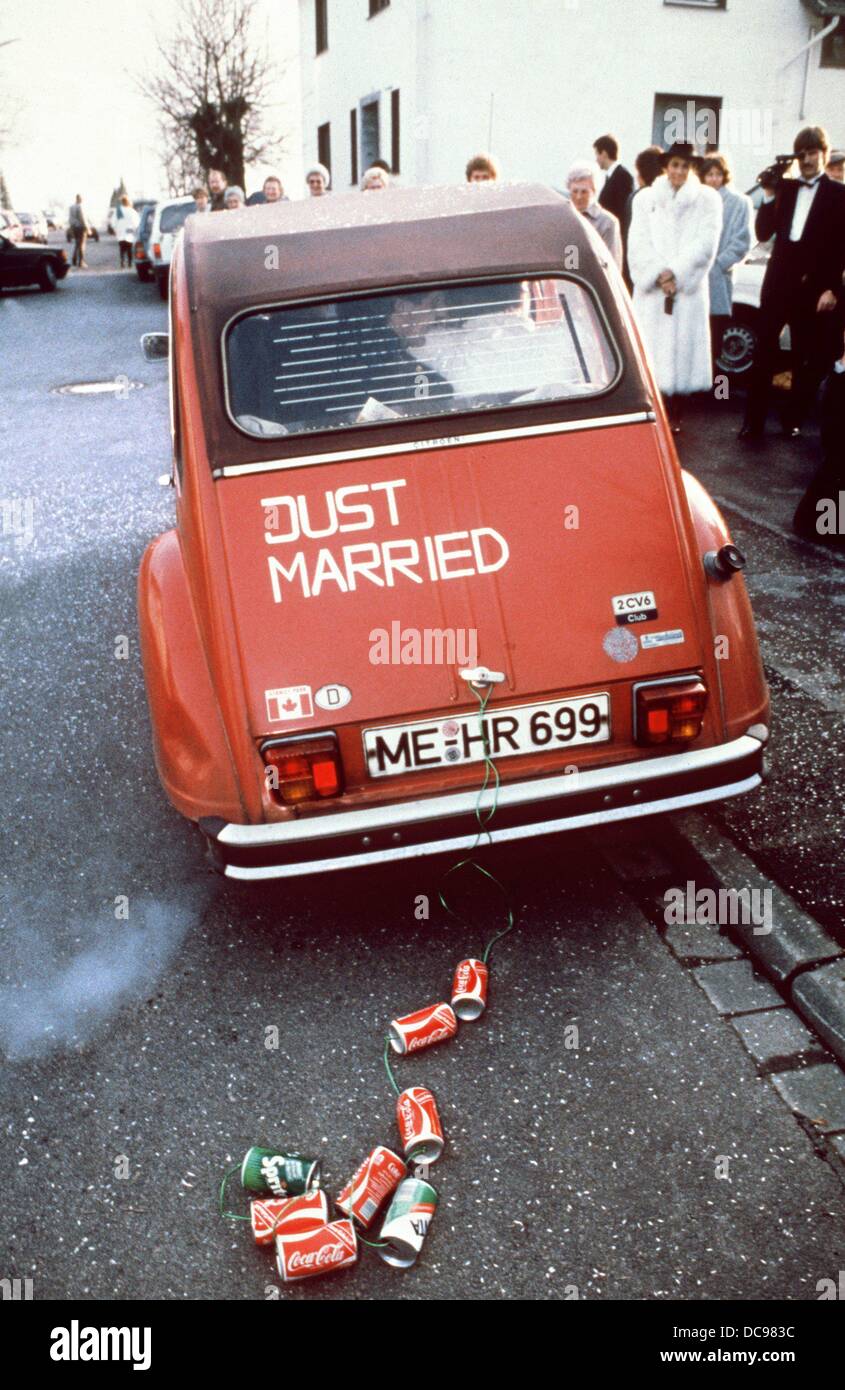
16;211;48;244
0;225;68;291
0;209;24;243
148;194;196;299
134;202;156;282
138;184;769;881
715;238;790;379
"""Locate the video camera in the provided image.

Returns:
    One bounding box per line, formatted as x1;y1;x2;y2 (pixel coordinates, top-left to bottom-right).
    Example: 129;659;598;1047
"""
756;155;796;191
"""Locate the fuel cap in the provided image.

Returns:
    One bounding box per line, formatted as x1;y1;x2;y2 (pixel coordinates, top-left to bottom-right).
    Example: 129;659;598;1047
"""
704;544;747;579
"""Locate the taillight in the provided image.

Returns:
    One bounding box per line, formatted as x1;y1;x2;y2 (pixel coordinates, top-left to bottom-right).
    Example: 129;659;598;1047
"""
634;679;707;746
153;242;161;260
261;734;343;804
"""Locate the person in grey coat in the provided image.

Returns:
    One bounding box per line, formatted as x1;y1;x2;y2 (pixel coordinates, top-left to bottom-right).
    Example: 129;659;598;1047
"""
700;154;752;372
565;162;623;269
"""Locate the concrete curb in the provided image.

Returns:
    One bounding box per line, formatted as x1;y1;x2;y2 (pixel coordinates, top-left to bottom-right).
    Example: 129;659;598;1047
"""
675;814;845;1068
792;962;845;1069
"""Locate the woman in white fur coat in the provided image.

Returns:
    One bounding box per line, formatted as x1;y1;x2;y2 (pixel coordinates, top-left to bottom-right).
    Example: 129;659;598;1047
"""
628;141;723;432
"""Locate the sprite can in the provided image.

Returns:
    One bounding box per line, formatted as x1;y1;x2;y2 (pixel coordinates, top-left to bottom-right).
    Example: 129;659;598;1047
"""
240;1146;321;1198
377;1176;438;1269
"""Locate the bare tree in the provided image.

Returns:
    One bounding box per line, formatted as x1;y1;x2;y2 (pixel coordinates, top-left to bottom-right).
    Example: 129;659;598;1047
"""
0;36;21;156
139;0;284;194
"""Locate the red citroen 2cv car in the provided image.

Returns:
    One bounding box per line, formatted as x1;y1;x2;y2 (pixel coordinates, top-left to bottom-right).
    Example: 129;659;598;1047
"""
138;184;768;880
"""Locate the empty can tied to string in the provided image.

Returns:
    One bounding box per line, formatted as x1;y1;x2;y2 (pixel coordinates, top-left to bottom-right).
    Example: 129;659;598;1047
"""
389;1001;458;1055
335;1146;406;1229
377;1177;438;1269
240;1147;322;1197
451;957;489;1020
275;1218;359;1282
250;1190;329;1246
396;1086;444;1163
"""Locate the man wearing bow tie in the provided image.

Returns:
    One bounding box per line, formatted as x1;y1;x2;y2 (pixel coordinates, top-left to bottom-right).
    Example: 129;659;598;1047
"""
739;126;845;443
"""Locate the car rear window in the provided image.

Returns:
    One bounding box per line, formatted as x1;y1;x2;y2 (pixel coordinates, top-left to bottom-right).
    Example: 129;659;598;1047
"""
160;202;196;234
225;278;618;439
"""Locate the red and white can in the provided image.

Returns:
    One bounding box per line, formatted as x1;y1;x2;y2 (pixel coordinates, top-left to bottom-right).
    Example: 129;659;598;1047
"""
336;1145;406;1228
274;1219;358;1282
396;1086;444;1163
451;958;489;1021
250;1190;329;1246
389;1002;458;1055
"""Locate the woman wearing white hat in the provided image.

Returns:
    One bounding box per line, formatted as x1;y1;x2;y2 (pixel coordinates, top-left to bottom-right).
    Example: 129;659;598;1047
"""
628;141;723;433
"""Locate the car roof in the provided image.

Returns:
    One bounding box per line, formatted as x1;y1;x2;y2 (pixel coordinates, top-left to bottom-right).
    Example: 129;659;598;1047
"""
152;194;195;223
183;182;599;316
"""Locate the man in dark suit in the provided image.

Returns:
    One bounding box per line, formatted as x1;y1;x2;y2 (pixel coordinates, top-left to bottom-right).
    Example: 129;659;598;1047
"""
594;134;634;239
740;125;845;442
793;323;845;546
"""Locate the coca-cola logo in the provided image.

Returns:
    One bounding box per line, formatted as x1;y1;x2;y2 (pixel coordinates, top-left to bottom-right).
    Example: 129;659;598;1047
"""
408;1025;451;1052
456;962;473;991
288;1242;349;1271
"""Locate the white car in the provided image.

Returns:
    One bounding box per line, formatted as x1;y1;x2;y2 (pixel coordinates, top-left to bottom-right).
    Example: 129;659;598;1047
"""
148;194;197;299
717;238;793;379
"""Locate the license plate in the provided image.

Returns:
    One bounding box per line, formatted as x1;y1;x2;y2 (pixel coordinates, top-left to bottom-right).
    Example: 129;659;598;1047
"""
364;693;610;778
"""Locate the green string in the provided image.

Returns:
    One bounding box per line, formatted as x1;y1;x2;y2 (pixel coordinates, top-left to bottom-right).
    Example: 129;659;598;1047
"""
219;1164;250;1222
437;682;518;963
383;1036;401;1097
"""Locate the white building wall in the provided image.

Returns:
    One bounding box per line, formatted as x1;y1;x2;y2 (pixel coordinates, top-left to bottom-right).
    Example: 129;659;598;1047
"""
297;0;845;195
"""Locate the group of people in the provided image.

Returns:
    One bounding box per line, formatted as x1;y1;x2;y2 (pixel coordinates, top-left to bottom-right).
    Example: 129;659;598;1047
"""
534;127;845;487
193;159;391;210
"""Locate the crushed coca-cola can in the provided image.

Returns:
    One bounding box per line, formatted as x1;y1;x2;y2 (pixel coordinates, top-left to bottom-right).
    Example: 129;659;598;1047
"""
275;1219;358;1282
451;958;489;1021
389;1002;458;1055
377;1177;438;1269
336;1145;406;1228
250;1190;329;1246
396;1086;444;1163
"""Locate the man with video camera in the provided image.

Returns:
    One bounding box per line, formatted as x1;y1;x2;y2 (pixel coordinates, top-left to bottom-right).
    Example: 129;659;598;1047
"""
739;125;845;444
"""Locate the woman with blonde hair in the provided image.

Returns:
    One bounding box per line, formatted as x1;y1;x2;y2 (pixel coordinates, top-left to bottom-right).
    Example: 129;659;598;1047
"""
113;194;138;270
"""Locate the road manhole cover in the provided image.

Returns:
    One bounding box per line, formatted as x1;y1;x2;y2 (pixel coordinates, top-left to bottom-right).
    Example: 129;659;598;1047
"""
52;379;145;396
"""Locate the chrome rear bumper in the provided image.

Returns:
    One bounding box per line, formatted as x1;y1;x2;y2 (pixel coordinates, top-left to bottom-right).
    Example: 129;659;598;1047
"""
199;729;768;881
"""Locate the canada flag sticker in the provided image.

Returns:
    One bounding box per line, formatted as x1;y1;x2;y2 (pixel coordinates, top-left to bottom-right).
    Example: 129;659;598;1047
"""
265;685;314;722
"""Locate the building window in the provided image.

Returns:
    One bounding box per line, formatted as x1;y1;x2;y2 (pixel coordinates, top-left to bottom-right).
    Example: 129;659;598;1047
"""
318;122;331;178
350;109;358;184
653;92;722;151
360;98;380;170
391;89;400;173
821;18;845;69
315;0;328;54
369;0;390;16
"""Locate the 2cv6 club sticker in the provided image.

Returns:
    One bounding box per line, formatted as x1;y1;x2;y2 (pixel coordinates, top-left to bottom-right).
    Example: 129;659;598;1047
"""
612;590;658;625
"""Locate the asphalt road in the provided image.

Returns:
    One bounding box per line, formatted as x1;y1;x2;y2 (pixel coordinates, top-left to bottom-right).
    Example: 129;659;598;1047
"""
1;239;843;1301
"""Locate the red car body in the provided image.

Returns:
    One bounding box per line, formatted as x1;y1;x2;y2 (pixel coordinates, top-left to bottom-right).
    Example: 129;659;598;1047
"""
138;184;769;880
